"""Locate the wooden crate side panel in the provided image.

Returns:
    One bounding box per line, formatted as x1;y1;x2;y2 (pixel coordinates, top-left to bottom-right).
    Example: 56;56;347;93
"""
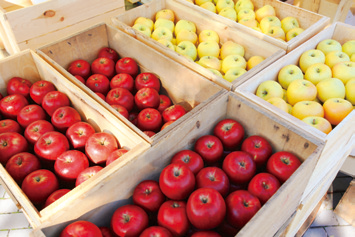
3;0;124;44
0;0;32;10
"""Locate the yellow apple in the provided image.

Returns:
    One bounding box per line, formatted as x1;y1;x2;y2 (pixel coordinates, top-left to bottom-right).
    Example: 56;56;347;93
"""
175;20;196;36
267;97;289;113
195;0;212;6
291;101;324;120
252;26;262;32
283;88;287;102
302;116;332;134
247;55;265;70
220;41;245;59
286;27;304;42
259;16;281;33
132;23;152;37
342;40;355;57
345;78;355;105
316;39;342;56
304;63;332;85
216;0;235;13
219;7;237;21
200;1;217;13
176;41;197;61
332;61;355;84
197;40;220;58
256;80;284;101
278;64;304;89
199;30;220;44
325;51;350;68
208;68;224;77
239;18;258;28
157;39;175;51
255;4;276;22
287;79;317;105
351;54;355;62
235;0;254;13
316;77;345;103
264;26;285;41
223;67;247;82
237;8;256;21
221;54;247;74
198;55;222;71
287;103;293;114
155;9;175;22
151;27;173;42
134;17;154;31
176;29;198;44
299;49;326;73
154;18;174;33
323;98;353;125
281;16;300;33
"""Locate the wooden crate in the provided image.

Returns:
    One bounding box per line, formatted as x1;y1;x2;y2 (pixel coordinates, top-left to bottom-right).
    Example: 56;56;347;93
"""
30;91;324;236
0;49;150;228
185;0;330;53
111;0;285;90
36;23;225;145
236;22;355;236
0;0;125;55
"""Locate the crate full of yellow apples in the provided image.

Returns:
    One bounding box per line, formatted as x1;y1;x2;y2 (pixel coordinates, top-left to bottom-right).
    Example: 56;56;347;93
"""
111;0;285;90
235;22;355;236
188;0;330;52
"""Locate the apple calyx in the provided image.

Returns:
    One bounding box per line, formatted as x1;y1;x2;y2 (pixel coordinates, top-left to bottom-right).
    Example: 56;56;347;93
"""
144;188;151;194
76;63;82;68
243;200;250;208
16;157;23;166
207;142;215;149
1;141;8;147
281;157;290;165
222;123;233;131
172;202;181;208
200;196;209;204
45;139;52;145
262;182;269;189
238;161;246;168
183;156;191;163
34;176;43;183
209;174;216;182
173;168;181;177
122;214;131;223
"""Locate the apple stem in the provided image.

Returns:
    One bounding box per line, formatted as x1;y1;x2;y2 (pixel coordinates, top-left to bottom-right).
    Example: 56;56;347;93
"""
34;177;41;182
123;214;130;223
16;158;23;166
281;157;290;165
183;156;190;163
172;202;180;208
201;197;208;204
144;189;151;194
243;201;249;207
262;182;269;189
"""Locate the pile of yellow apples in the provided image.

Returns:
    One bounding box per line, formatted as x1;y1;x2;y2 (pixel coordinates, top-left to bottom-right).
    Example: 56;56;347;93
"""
131;9;265;83
193;0;304;42
256;39;355;134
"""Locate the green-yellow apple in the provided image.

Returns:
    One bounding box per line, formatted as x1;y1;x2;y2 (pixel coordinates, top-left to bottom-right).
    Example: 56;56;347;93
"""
304;63;332;85
134;17;154;31
154;18;175;33
316;39;342;56
265;26;285;41
235;0;254;13
132;23;152;37
345;78;355;105
151;27;173;42
208;68;224;77
286;27;304;42
220;40;245;59
237;8;256;21
256;80;284;101
255;4;276;22
197;40;220;58
299;49;326;73
176;29;198;44
221;54;247;73
198;29;220;44
239;18;258;28
216;0;235;13
219;7;237;21
291;100;325;120
200;2;217;13
195;0;212;6
157;39;176;51
176;41;197;61
247;55;265;70
267;97;289;113
351;54;355;62
302;116;332;134
278;64;304;89
325;51;350;68
260;16;281;33
342;40;355;57
332;61;355;84
286;79;317;105
175;20;196;36
316;77;345;103
155;9;175;22
198;55;222;71
281;16;300;33
223;67;247;82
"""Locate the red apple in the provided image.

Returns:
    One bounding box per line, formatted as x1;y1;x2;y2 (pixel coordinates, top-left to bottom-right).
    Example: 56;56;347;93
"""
213;119;245;151
135;87;160;110
196;167;230;197
170;149;204;175
75;166;103;186
0;132;28;165
266;151;302;183
30;80;56;105
106;148;128;166
54;150;89;182
143;131;156;137
24;120;55;145
68;59;91;79
74;75;86;84
115;57;139;78
161;121;174;131
21;169;59;205
158;95;172;113
248;172;281;205
85;132;119;164
111;204;148;237
17;104;46;128
98;47;119;62
133;180;165;213
86;74;110;95
66;121;96;150
0;94;29;119
0;119;21;134
162;105;186;123
5;152;41;184
140;226;173;237
129;112;138;126
111;104;129;119
191;231;221;237
106;88;134;112
135;72;161;92
222;151;256;184
110;73;134;92
95;92;106;101
34;131;70;161
44;189;71;208
60;220;102;237
137;108;162;132
91;57;115;79
42;91;70;117
51;106;82;132
6;77;32;99
241;135;273;168
194;135;223;165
